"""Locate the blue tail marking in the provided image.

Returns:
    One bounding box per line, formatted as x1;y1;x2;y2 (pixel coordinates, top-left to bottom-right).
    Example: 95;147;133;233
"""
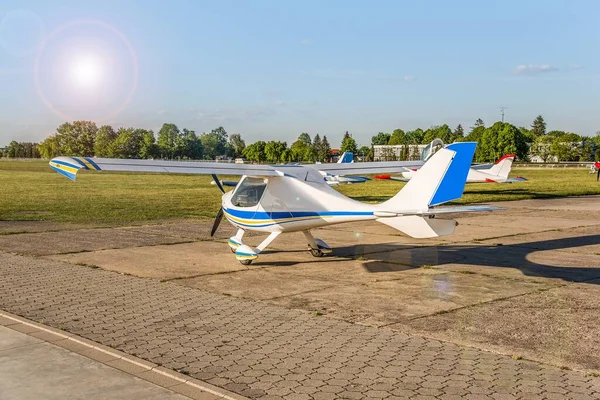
429;142;476;206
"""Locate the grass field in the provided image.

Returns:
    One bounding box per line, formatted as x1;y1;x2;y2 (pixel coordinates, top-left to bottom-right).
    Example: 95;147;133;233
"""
1;160;599;224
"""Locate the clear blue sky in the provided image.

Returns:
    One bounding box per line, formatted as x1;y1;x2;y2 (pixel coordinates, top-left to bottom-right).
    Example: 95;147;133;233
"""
1;0;599;147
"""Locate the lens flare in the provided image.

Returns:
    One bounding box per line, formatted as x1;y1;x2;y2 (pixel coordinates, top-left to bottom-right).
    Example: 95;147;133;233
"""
34;19;138;121
70;54;104;88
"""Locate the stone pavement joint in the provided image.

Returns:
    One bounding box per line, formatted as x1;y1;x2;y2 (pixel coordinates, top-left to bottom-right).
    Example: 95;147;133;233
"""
1;252;599;399
0;310;247;400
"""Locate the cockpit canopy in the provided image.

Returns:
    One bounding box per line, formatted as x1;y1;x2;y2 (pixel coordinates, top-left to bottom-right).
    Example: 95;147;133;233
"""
421;138;445;162
231;177;267;207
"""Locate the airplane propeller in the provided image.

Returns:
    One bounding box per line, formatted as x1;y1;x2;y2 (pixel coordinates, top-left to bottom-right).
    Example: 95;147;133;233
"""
210;174;225;237
211;207;224;237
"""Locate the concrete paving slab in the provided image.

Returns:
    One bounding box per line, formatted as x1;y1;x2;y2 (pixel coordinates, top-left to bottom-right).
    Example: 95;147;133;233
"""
0;227;190;256
478;224;600;255
0;325;42;350
0;327;190;400
492;195;600;211
47;242;255;280
123;220;264;241
402;278;600;372
264;270;551;326
0;220;89;234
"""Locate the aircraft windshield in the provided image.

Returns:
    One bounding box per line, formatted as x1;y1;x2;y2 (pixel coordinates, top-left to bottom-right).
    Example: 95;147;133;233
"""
231;177;267;208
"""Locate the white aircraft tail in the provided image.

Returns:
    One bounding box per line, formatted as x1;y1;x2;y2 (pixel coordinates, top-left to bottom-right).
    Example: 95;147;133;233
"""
375;142;478;238
379;142;476;212
487;154;514;179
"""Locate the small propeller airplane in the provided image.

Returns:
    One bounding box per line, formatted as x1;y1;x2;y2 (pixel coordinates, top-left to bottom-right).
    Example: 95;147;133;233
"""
397;153;527;184
48;142;502;265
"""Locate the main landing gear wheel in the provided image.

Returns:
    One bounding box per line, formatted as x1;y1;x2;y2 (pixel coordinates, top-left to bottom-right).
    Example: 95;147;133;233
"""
231;247;236;253
310;248;324;257
239;259;253;265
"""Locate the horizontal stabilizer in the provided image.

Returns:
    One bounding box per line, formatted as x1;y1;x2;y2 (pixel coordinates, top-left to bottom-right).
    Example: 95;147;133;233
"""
375;205;504;217
377;216;457;238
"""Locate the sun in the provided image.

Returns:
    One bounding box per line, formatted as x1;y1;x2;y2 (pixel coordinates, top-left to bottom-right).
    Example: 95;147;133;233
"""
69;54;103;88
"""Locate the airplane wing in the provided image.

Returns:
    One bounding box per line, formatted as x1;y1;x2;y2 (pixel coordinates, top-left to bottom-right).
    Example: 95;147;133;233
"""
374;205;504;217
49;156;281;181
503;177;527;183
312;160;424;176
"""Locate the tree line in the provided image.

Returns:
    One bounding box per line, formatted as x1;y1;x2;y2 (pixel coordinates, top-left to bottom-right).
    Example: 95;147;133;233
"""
2;115;599;162
370;116;600;162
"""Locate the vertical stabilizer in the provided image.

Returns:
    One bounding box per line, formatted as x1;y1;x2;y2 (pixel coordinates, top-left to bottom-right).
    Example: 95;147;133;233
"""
378;142;476;212
487;154;514;179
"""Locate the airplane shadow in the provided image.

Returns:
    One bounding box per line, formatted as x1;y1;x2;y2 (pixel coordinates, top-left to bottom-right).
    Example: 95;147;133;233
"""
333;234;600;284
260;234;600;284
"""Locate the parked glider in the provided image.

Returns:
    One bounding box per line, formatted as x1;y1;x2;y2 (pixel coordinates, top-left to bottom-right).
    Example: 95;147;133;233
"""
48;142;501;264
323;152;371;185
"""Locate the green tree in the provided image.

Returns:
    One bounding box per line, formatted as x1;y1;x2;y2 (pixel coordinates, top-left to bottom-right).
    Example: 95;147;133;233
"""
388;129;406;145
340;135;358;154
46;121;98;156
290;139;312;161
228;133;246;158
371;132;391;146
452;124;464;142
264;141;287;163
5;141;22;158
157;123;180;159
580;138;595;162
281;148;295;163
550;138;575;161
312;134;322;161
180;129;203;159
201;126;229;159
139;130;158;159
298;132;312;146
243;141;266;163
531;115;546;136
37;136;60;159
479;122;528;162
94;125;118;157
423;125;452;144
320;135;332;162
467;119;486;143
405;129;424;144
112;128;145;158
519;126;535;143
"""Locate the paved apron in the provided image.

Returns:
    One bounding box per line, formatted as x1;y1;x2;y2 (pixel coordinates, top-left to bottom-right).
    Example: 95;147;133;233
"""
1;253;598;400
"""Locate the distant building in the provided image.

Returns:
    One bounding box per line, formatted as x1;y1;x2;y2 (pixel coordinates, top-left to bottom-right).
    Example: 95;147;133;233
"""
373;144;429;161
330;149;340;162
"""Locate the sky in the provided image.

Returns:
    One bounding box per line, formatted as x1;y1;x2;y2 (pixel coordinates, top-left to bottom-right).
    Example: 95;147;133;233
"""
1;0;599;147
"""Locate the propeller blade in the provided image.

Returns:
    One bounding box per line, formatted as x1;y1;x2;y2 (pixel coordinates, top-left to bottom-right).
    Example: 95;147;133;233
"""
211;174;225;194
211;207;224;237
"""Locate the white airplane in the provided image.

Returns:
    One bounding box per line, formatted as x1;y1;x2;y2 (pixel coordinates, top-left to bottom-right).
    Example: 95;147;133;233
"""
48;142;501;265
396;153;526;183
323;152;371;185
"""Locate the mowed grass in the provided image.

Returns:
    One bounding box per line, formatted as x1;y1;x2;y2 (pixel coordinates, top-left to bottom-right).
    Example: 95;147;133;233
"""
1;160;599;225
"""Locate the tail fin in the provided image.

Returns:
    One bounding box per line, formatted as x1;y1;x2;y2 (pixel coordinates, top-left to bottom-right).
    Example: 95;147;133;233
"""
337;152;354;163
487;154;514;179
378;142;476;212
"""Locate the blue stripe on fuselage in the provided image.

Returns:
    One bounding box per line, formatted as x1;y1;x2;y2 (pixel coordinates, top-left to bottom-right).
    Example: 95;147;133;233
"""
224;208;373;220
